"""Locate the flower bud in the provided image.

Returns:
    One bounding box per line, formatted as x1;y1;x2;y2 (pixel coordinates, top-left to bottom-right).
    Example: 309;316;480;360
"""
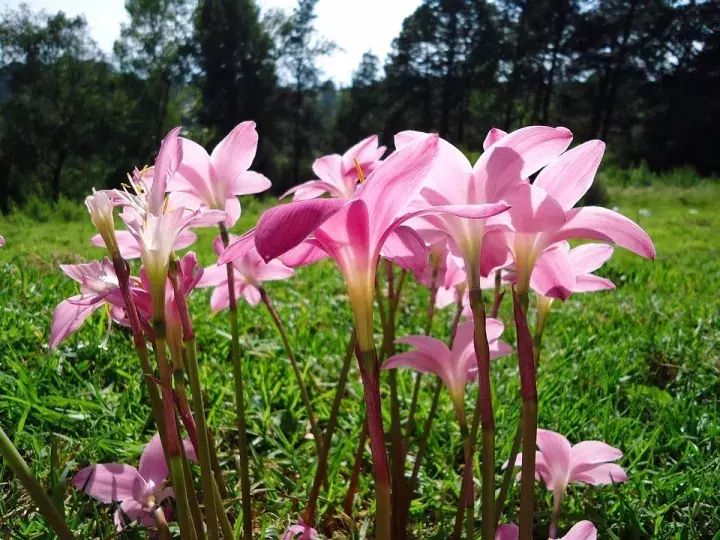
86;190;118;255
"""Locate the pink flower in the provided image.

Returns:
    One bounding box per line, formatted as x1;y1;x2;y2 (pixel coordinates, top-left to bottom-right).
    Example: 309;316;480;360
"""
168;121;272;227
49;259;130;349
383;318;512;409
72;434;197;531
496;521;597;540
395;126;572;285
0;235;4;246
485;133;655;295
224;134;508;350
282;519;318;539
198;234;294;310
281;135;385;200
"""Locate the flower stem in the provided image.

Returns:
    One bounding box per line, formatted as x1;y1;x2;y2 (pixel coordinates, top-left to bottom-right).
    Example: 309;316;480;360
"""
304;330;357;526
491;270;505;319
453;407;474;540
494;419;522;525
512;289;538;539
343;419;368;517
259;287;322;455
155;506;171;540
356;346;392;540
219;223;253;539
468;285;495;540
111;253;169;465
208;428;229;499
403;259;440;454
0;426;73;539
549;483;564;539
180;439;206;540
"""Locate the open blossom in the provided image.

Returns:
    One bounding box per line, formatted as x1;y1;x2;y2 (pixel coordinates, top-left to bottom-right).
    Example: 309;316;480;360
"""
282;519;318;540
168;121;271;227
496;521;597;540
73;434;196;531
383;318;512;409
484;132;655;295
198;234;293;310
49;259;131;349
223;134;508;351
281;135;385;200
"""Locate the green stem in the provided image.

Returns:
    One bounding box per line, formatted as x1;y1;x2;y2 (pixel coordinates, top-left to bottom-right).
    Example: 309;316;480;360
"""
180;437;205;540
170;455;195;540
220;224;253;539
0;426;74;539
356;347;392;540
453;407;474;540
208;428;229;499
184;336;221;540
303;330;357;526
259;287;322;455
468;285;495;540
212;464;235;539
495;419;522;525
343;419;368;517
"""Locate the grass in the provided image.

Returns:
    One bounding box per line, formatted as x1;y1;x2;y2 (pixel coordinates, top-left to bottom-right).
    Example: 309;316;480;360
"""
0;183;719;538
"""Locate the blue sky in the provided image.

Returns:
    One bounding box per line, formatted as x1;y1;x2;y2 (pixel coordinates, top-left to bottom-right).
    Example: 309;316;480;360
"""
5;0;421;85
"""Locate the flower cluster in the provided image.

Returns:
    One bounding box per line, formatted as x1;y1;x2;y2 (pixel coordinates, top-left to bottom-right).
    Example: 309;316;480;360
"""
6;119;652;539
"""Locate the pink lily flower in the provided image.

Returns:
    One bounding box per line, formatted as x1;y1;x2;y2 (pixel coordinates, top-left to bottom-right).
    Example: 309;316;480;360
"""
383;318;513;410
73;434;197;531
506;429;626;537
485;132;655;295
168;121;272;227
395;126;573;285
49;259;130;349
282;519;318;540
496;520;597;540
198;234;294;310
0;235;5;246
225;134;508;351
281;135;386;200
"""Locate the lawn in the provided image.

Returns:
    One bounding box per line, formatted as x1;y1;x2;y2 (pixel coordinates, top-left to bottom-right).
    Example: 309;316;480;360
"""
0;184;719;538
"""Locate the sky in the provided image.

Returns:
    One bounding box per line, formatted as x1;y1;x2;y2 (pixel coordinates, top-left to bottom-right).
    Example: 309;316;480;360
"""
5;0;421;86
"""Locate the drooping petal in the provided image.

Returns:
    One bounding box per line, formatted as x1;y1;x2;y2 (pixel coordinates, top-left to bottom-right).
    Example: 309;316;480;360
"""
210;286;231;312
230;170;271;196
573;275;615;293
534;140;605;211
241;284;262;306
255;260;295;281
224;195;242;227
382;351;445;379
568;243;614;275
489;339;514;360
473;126;573;202
72;464;147;504
569;441;623;469
49;296;105;349
560;521;597;540
254;198;347;262
138;434;168;488
397;334;452;363
279;240;330;267
530;245;576;300
495;523;519;540
217;228;257;265
536;429;573;488
483;128;508;151
381;226;428;274
149;127;183;216
210;121;258;186
570;463;627;485
552;206;656;259
485;317;505;342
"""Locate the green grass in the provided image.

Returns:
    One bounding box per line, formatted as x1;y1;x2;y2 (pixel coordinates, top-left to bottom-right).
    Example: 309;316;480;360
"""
0;184;719;538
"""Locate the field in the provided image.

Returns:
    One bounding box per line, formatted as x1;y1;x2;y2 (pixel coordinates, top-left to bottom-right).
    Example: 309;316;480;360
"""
0;184;719;538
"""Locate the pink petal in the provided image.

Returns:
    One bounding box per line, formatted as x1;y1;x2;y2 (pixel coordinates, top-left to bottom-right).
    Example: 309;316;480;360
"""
169;190;206;213
573;275;615;293
552;206;656;259
534;140;605;211
560;521;597;540
536;429;573;487
500;183;567;234
217;228;256;265
495;523;519;540
382;350;444;378
570;441;623;470
149;127;183;216
473;125;573;202
489;339;514;360
210;286;231;312
91;230;140;259
342;134;383;171
254;198;347;262
59;260;104;284
170;137;214;205
397;334;452;363
72;464;147;503
381;226;428;274
138;434;168;487
479;229;512;278
570;462;627;486
483;128;508;151
530;244;576;300
197;265;228;288
0;236;4;246
281;180;341;200
568;243;614;275
256;260;295;281
242;284;261;306
230;170;271;196
183;437;197;463
49;296;104;349
313;199;372;278
279;240;330;267
224;196;241;227
485;317;505;342
210;121;258;185
312;154;344;187
355;133;439;243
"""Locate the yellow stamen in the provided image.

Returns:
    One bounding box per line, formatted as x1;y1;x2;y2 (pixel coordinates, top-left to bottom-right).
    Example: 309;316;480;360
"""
354;158;366;184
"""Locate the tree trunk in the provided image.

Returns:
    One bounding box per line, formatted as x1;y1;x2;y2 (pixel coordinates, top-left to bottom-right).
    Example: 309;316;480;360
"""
292;86;303;186
439;7;459;138
541;0;568;124
51;150;68;203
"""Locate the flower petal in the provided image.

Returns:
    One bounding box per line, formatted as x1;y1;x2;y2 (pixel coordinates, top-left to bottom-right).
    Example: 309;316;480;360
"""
342;134;383;172
560;521;597;540
483;128;508;151
230;171;271;196
381;226;428;274
217;228;256;265
224;196;242;228
49;296;105;349
254;198;347;262
573;274;615;293
256;259;295;281
170;137;214;205
197;264;228;288
280;180;340;200
210;286;231;312
210;121;258;185
552;206;656;259
138;434;168;487
500;183;567;234
279;240;330;267
568;243;614;275
149;127;183;216
495;523;519;540
570;441;623;470
534;140;605;211
72;464;147;503
530;244;576;300
570;463;627;485
536;429;573;488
